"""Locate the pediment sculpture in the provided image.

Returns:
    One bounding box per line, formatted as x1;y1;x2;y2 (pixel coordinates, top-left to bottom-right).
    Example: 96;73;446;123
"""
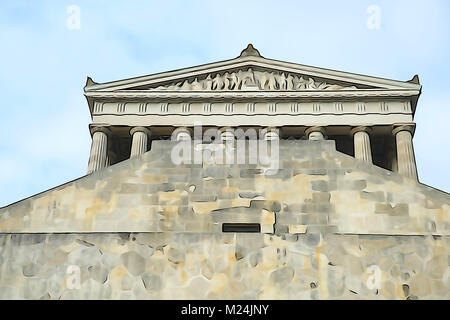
150;68;358;91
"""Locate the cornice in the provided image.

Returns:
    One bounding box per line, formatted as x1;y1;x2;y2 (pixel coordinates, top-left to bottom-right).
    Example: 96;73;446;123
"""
85;89;420;101
85;55;421;92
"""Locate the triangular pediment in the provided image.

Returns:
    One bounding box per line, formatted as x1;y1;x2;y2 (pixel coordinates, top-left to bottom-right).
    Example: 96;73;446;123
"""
125;66;362;91
84;45;421;93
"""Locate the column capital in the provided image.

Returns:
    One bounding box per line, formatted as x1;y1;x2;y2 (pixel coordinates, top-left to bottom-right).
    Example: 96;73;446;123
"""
218;126;234;133
392;123;416;136
130;126;151;136
262;126;278;132
305;126;326;139
172;126;193;135
171;127;193;141
350;126;372;136
219;127;235;141
261;127;280;140
89;125;111;137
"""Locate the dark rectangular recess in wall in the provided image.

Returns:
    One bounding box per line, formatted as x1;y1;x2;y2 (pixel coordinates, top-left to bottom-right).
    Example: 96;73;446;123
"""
222;223;261;233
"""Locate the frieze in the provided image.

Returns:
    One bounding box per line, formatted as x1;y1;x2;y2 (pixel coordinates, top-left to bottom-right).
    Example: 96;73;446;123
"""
91;100;414;116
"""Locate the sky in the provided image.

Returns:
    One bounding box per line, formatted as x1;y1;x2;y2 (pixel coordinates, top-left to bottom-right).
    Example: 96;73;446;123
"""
0;0;449;207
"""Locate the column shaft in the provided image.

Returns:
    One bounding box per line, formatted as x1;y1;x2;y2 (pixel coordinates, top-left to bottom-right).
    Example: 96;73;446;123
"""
353;130;372;163
130;127;150;157
87;131;108;174
395;130;418;180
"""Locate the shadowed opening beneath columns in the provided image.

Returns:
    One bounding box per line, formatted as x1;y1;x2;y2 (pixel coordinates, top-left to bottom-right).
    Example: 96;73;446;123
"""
222;223;261;233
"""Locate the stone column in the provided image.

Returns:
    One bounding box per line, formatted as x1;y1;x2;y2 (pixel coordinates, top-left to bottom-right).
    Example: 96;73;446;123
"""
130;127;151;157
305;126;326;140
351;126;373;163
172;127;192;141
392;124;418;180
87;126;111;174
220;127;235;142
262;127;280;140
218;127;235;165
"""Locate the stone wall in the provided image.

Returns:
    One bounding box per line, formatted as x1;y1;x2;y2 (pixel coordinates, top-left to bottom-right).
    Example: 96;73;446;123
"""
0;141;448;234
0;140;449;299
0;233;449;299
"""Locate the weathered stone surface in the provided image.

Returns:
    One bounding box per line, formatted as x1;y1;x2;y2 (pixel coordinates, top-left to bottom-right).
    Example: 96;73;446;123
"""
426;256;448;279
141;273;163;292
121;251;146;276
0;141;448;235
0;141;449;299
0;233;447;299
270;267;295;286
89;264;109;283
167;247;185;264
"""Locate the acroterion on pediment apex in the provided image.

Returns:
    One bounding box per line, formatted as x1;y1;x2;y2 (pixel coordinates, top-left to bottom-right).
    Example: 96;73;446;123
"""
239;44;262;57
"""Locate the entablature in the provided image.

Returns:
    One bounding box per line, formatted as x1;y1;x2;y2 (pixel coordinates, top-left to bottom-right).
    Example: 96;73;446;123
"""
85;44;421;134
90;99;413;116
89;98;414;127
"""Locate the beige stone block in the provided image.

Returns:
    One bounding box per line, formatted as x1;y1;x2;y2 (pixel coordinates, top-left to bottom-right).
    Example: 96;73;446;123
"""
259;286;286;300
288;225;307;234
109;265;128;281
201;259;214;280
426;256;448;279
186;275;210;299
242;270;266;291
430;279;448;297
409;274;431;297
142;174;168;184
379;280;396;299
192;202;219;214
209;273;228;294
261;224;274;234
260;246;279;270
231;198;251;207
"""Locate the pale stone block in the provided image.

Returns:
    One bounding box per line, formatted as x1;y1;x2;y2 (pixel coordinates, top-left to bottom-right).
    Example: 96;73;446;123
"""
288;224;307;234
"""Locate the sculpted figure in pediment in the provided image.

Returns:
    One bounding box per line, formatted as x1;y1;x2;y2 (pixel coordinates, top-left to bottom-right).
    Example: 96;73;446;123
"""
255;70;268;89
212;74;225;90
267;71;277;90
275;72;287;90
286;73;295;90
151;68;357;91
191;77;202;90
180;80;191;90
227;72;239;90
237;68;256;89
294;76;306;90
203;75;213;90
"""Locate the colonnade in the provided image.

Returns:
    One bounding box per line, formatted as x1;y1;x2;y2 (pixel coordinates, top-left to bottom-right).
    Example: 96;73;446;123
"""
87;124;418;180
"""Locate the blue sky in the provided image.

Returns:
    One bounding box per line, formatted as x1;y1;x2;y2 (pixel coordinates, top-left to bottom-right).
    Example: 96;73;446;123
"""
0;0;449;207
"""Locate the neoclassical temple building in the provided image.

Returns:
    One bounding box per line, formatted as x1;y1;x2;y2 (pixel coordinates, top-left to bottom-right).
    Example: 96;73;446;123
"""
0;45;449;299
